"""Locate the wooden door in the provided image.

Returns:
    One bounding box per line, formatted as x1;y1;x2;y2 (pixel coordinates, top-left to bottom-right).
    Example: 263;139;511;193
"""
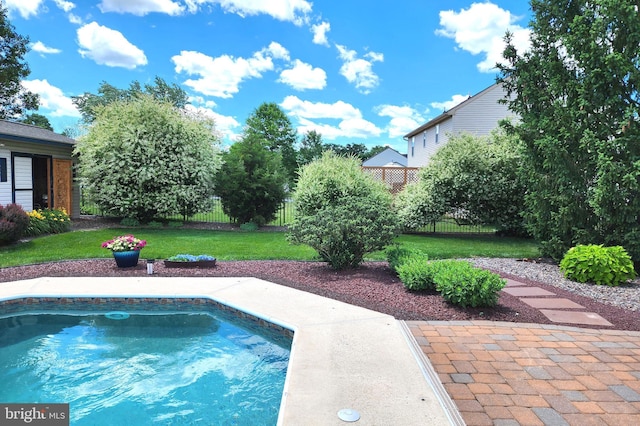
52;159;72;215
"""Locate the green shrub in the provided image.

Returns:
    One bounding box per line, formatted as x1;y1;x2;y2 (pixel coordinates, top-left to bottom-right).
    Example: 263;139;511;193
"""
396;255;434;291
385;244;414;273
435;261;506;307
288;152;398;269
214;133;287;226
167;221;183;228
147;220;164;228
74;96;222;222
559;244;636;286
0;203;29;244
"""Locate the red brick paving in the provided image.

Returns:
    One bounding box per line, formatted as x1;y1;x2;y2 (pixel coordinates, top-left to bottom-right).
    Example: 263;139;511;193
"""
407;321;640;425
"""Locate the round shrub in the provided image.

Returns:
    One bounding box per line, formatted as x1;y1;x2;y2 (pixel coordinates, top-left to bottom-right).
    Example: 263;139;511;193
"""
385;244;415;273
288;151;398;269
434;261;506;308
559;244;636;286
0;203;29;244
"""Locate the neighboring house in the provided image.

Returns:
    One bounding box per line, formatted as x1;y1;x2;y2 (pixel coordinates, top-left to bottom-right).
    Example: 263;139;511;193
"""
362;147;408;167
404;82;516;167
0;120;79;217
362;147;418;194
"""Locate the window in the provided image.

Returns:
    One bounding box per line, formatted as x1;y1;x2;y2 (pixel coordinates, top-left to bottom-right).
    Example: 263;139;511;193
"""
423;131;426;147
0;158;6;182
435;125;440;144
411;136;415;156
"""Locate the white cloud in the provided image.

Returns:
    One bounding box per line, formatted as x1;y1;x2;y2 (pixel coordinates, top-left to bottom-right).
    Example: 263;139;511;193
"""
265;41;290;61
4;0;44;18
54;0;76;12
77;22;148;69
436;2;530;72
311;21;330;46
336;44;383;94
183;104;241;141
205;0;312;25
21;79;81;118
376;105;425;138
430;94;470;111
281;95;360;120
280;96;381;140
31;41;62;55
278;60;326;91
68;13;83;24
172;43;287;98
98;0;184;16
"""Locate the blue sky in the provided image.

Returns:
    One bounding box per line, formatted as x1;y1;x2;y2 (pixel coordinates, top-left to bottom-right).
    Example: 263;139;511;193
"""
5;0;532;153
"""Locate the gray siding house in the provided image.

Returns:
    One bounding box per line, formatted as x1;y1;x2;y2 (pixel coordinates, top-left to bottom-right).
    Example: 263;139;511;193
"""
362;147;407;167
404;83;516;167
0;120;79;217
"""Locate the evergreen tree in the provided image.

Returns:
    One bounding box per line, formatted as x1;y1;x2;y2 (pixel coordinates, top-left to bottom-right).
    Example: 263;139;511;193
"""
244;102;298;187
214;133;287;226
498;0;640;262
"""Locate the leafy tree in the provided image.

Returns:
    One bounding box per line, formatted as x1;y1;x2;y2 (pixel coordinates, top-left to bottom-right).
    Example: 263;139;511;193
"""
214;133;287;226
0;5;39;119
244;102;298;187
298;130;324;167
72;76;188;123
322;142;386;161
288;151;398;269
396;130;526;235
74;96;221;222
18;113;53;131
498;0;640;262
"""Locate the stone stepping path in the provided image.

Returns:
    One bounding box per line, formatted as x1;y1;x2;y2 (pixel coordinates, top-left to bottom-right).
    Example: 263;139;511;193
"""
502;279;613;327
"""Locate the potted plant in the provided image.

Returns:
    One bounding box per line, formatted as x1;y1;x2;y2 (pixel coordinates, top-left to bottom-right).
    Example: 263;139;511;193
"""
102;234;147;268
164;254;216;268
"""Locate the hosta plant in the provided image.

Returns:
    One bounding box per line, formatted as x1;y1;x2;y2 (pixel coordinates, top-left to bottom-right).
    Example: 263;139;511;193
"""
559;244;636;286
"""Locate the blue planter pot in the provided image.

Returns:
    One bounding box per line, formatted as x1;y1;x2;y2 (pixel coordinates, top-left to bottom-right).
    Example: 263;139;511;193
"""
112;250;140;268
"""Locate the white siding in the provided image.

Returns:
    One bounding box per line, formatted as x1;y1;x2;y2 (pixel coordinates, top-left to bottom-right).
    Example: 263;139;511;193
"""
0;149;10;206
408;118;453;167
450;84;515;136
13;156;33;211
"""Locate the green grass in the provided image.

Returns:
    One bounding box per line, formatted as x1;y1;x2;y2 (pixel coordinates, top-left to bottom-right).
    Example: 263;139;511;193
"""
0;228;540;268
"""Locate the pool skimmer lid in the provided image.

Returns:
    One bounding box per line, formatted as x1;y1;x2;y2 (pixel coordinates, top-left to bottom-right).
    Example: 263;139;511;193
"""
338;408;360;422
105;311;130;320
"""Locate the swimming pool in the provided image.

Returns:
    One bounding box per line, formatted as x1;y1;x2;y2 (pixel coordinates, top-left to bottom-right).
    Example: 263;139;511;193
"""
0;299;292;425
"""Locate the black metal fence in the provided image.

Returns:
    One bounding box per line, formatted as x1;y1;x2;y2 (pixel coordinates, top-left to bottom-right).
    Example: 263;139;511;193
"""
80;193;494;234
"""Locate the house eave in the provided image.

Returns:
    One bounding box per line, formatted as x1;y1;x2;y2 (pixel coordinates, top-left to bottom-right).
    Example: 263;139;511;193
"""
0;133;76;149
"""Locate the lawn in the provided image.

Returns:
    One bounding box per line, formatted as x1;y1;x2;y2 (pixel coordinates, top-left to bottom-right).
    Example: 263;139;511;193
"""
0;228;540;268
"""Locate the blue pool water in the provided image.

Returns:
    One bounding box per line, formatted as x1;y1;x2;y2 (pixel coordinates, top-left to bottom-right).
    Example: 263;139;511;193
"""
0;309;291;425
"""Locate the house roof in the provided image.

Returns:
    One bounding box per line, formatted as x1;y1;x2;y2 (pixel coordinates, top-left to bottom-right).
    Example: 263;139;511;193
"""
403;83;501;139
362;146;408;167
0;119;76;147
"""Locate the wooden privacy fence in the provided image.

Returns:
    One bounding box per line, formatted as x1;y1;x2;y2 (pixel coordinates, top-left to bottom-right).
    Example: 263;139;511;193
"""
361;166;420;194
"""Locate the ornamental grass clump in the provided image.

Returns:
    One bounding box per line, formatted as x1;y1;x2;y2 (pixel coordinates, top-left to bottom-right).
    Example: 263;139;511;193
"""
559;244;636;286
101;234;147;252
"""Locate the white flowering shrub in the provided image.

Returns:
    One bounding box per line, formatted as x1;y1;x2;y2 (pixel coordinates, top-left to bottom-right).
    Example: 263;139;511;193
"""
74;96;222;221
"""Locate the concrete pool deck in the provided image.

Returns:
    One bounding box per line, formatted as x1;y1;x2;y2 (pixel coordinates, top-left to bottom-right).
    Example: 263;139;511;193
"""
0;276;463;425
